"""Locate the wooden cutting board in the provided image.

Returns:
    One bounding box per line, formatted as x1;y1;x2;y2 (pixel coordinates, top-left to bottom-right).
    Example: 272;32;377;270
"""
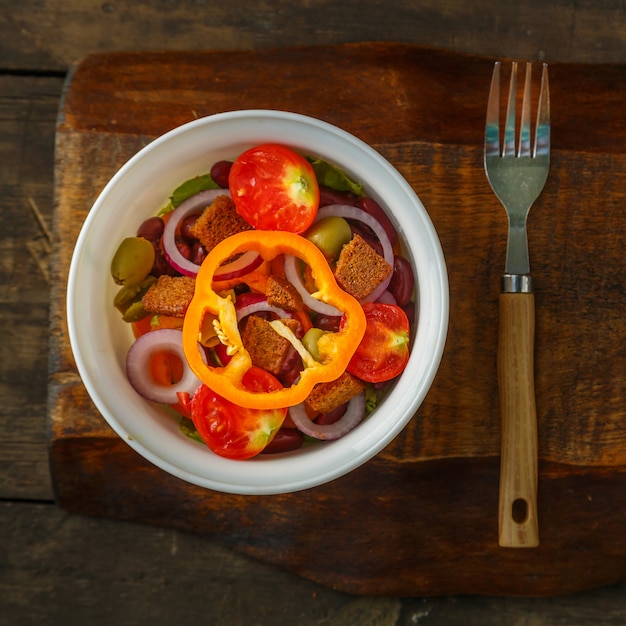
48;43;626;597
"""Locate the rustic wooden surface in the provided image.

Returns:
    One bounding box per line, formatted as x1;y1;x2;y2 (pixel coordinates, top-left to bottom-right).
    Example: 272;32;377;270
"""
4;1;626;624
48;42;626;599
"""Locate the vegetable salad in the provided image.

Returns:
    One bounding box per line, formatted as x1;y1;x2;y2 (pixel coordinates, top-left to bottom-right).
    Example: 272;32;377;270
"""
111;144;415;459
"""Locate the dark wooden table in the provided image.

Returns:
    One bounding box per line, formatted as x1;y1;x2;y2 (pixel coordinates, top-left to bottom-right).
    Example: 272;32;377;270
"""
3;2;626;624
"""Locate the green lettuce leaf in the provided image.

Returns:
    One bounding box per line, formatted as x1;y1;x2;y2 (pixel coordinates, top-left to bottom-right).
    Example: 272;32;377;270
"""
365;385;378;415
308;158;364;196
158;173;219;215
178;416;204;444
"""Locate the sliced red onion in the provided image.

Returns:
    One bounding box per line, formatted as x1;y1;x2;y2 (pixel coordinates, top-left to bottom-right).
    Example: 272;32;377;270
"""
315;204;394;303
162;189;228;276
213;250;262;281
283;254;343;317
376;290;397;305
288;392;366;440
126;328;201;405
236;298;291;322
162;189;238;277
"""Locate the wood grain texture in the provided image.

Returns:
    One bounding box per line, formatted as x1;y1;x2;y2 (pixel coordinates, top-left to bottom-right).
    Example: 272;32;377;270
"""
0;501;365;626
48;43;626;597
0;75;63;500
498;293;539;548
7;0;626;72
5;501;626;626
57;44;626;156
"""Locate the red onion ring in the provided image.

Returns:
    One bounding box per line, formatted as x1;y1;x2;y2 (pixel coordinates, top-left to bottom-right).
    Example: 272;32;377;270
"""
283;254;343;317
213;250;263;281
376;290;397;305
162;189;229;277
236;299;291;322
125;328;201;404
288;392;366;440
161;189;262;280
315;204;394;303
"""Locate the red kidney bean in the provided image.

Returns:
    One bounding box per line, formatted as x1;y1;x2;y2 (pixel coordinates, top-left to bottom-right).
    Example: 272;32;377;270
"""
179;214;198;240
278;347;304;387
210;160;233;189
261;428;304;454
388;255;415;307
356;196;398;246
349;222;383;256
318;185;358;208
191;242;206;265
313;314;342;332
136;216;164;242
175;238;191;261
151;248;178;277
316;404;347;425
403;301;416;325
233;283;251;296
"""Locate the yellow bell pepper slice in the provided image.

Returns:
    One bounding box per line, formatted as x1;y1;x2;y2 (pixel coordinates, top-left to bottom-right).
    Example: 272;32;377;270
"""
182;230;366;409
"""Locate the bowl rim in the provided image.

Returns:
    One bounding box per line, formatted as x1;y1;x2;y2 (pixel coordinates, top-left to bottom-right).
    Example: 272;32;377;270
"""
66;109;449;494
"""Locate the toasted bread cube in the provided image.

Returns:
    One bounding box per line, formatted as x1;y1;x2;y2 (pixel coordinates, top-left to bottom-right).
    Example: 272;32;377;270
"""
141;275;195;318
241;315;300;375
189;194;251;251
304;371;365;415
334;234;392;300
266;275;304;312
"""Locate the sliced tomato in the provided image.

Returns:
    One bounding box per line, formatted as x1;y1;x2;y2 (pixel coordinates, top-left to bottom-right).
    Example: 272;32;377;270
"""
228;144;320;233
190;367;288;459
170;400;192;418
347;302;410;383
176;391;192;416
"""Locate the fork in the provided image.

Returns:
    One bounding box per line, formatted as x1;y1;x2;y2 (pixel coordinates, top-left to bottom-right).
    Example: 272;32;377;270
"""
484;61;550;548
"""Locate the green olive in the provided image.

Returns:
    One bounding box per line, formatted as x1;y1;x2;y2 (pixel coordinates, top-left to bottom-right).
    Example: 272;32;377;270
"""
302;327;328;362
122;300;150;323
305;216;352;261
110;237;155;287
114;275;157;314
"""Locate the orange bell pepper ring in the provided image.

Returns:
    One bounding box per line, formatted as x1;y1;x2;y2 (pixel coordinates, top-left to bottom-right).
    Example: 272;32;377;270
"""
182;230;366;410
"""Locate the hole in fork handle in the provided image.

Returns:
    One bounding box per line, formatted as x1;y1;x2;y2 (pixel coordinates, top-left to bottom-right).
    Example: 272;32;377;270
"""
512;498;528;523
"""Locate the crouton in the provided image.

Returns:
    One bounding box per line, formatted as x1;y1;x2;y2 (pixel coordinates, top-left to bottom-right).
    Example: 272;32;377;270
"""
304;371;365;415
266;275;304;312
334;234;392;301
141;275;195;318
189;194;251;251
241;315;300;375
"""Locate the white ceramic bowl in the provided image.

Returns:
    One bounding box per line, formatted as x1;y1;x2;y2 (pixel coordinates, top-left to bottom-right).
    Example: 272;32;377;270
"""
67;110;448;495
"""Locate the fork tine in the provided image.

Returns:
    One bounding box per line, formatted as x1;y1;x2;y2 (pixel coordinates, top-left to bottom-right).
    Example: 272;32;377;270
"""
485;62;501;157
502;62;518;156
534;63;550;157
518;63;532;157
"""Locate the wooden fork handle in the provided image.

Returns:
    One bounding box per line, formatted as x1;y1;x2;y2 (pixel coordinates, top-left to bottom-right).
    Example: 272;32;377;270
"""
498;291;539;547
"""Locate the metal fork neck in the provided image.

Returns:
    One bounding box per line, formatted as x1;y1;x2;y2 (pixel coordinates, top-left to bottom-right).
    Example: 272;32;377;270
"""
501;274;532;293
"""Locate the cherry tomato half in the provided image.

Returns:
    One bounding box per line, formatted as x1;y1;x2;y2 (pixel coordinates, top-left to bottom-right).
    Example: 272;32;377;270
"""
346;302;411;383
228;144;320;233
190;366;288;459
